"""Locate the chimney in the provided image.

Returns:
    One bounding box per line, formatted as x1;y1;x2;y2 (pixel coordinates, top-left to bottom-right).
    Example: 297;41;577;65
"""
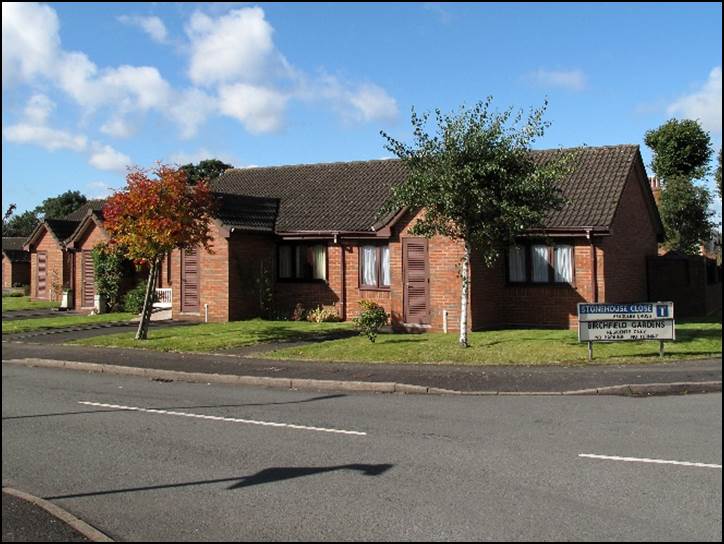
649;176;662;206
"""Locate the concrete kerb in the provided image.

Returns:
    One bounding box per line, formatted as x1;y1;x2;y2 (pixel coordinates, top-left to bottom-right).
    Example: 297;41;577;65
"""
2;486;114;542
2;358;721;397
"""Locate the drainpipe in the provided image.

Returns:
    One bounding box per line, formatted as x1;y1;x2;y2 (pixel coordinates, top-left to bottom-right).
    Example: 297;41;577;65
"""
204;303;209;323
587;229;598;303
336;233;346;321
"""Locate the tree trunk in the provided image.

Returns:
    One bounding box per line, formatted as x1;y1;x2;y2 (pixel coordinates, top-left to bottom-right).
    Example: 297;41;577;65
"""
135;257;160;341
459;241;470;348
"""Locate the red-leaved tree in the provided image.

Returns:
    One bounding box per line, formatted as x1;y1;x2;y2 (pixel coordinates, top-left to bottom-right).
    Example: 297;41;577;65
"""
104;165;216;340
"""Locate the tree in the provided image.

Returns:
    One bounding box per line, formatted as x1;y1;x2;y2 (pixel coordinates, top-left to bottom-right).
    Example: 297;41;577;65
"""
381;98;570;347
103;165;216;339
644;119;713;180
2;209;39;237
644;119;715;254
36;190;87;219
91;243;126;312
716;149;722;199
180;159;233;185
659;176;714;254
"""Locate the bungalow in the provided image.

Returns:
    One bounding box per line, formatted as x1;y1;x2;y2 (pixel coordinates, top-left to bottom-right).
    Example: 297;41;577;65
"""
24;200;107;306
2;237;31;290
151;144;663;331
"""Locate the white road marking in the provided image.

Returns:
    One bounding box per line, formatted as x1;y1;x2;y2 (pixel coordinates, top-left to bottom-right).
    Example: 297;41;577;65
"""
78;401;367;436
579;453;721;469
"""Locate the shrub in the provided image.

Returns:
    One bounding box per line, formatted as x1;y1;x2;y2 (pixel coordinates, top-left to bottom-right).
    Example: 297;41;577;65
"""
306;305;341;323
123;283;157;314
92;243;125;311
353;300;389;342
291;303;306;321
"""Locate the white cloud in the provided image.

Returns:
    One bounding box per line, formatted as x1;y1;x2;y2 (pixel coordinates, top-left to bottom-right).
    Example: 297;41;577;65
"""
167;147;237;166
166;88;217;139
88;143;131;172
24;94;55;124
3;123;87;151
218;83;288;134
118;15;168;43
86;180;117;199
347;83;399;122
100;116;135;138
527;68;587;92
667;67;722;135
186;7;281;86
2;2;60;87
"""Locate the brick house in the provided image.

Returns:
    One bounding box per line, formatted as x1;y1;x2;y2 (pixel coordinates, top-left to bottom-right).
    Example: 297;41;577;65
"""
2;237;31;290
153;144;663;331
24;200;107;304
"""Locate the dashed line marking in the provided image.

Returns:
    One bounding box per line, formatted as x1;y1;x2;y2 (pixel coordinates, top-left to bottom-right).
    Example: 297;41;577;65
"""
78;401;367;436
579;453;721;469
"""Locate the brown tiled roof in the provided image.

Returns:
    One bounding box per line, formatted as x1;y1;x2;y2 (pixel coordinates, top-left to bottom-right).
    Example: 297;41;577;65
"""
213;160;407;232
63;199;107;221
214;193;279;233
44;219;81;242
2;238;30;262
211;145;649;235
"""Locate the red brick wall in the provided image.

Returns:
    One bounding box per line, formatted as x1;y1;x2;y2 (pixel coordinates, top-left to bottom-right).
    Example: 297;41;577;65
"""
470;240;605;329
600;163;659;303
170;222;230;322
30;230;66;301
73;222;109;309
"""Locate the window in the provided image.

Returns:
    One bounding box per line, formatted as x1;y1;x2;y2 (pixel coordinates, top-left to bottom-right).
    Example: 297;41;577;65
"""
360;244;391;289
506;243;574;285
507;245;527;283
278;243;327;281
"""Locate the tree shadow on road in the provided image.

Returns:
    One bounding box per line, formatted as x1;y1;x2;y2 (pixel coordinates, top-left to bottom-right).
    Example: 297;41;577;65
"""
44;464;394;500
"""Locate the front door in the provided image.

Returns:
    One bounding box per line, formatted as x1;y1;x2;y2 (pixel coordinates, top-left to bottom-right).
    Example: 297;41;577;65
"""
403;238;430;324
181;247;200;313
82;250;95;307
37;251;47;299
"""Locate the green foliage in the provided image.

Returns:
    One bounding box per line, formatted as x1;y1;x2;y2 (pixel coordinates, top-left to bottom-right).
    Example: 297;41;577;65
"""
91;243;125;311
123;282;156;314
2;210;39;237
380;98;571;267
36;190;87;219
306;306;341;323
180;159;233;185
644;119;713;180
5;291;24;298
352;300;389;343
659;176;714;254
716;149;722;199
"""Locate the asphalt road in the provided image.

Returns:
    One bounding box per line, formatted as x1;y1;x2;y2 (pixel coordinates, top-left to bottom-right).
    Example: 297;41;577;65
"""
2;365;721;541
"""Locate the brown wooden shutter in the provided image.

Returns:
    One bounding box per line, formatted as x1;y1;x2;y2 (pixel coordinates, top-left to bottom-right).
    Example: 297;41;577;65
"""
403;238;429;324
181;247;200;313
37;252;47;298
82;250;95;307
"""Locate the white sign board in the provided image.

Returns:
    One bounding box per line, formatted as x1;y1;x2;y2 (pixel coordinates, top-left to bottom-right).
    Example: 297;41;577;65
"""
578;319;676;342
577;302;674;321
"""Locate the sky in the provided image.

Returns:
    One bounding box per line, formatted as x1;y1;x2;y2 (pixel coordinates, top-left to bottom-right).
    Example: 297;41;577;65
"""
2;2;722;221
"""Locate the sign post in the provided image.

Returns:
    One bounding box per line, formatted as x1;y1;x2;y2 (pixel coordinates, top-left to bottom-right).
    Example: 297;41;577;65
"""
577;302;675;361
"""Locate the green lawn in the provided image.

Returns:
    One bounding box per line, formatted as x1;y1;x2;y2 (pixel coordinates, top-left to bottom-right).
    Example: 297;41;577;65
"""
3;312;136;334
2;295;58;312
260;318;722;366
69;319;353;352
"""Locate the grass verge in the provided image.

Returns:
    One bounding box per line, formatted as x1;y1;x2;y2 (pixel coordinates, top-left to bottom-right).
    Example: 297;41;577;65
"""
68;319;353;352
2;296;58;312
260;319;721;365
3;312;136;334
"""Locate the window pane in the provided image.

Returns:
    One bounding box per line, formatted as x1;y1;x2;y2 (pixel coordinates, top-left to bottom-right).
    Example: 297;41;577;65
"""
508;245;526;282
361;246;377;286
295;246;306;278
279;246;292;278
312;245;326;280
380;246;390;286
531;245;549;283
554;245;573;283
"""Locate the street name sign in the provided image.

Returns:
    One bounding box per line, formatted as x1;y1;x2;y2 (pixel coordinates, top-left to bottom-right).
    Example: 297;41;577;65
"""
577;302;675;360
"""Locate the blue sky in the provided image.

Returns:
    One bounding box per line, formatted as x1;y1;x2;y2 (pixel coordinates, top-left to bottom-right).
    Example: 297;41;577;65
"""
2;2;722;219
